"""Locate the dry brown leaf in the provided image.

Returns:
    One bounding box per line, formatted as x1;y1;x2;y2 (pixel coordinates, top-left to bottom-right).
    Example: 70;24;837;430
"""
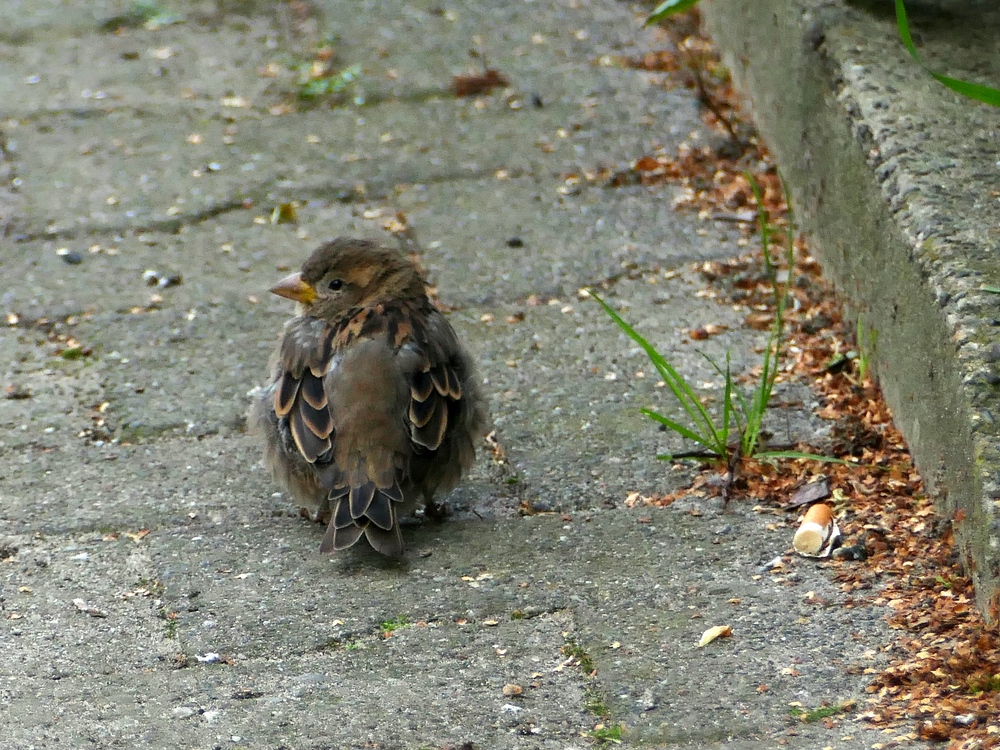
453;69;509;97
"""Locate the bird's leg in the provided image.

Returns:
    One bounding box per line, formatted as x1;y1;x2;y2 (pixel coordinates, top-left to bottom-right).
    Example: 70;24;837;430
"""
423;491;449;521
299;504;331;525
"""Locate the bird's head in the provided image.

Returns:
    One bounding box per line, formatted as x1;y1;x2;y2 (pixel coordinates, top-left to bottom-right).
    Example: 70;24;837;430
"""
270;238;427;319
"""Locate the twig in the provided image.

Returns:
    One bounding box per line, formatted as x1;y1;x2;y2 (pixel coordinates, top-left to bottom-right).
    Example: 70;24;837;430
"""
720;441;743;508
675;42;742;148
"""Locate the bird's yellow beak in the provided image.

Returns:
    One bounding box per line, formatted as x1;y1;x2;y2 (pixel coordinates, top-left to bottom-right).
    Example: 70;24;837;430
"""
270;272;317;304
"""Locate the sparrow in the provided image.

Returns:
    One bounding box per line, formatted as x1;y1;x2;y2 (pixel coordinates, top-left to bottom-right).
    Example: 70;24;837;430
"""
251;238;489;557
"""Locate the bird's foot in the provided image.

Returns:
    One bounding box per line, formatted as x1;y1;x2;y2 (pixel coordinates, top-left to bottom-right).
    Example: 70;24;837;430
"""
299;506;331;525
423;499;450;521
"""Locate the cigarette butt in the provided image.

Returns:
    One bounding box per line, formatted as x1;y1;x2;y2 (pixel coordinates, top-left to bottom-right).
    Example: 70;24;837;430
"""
802;502;833;527
793;503;835;556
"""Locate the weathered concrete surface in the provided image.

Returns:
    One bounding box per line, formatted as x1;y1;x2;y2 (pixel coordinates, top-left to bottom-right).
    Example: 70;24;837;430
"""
702;0;1000;622
0;1;913;747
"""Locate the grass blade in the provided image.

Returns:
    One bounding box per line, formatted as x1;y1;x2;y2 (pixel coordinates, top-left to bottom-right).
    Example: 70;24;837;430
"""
698;349;747;438
895;0;1000;107
647;0;701;25
640;408;715;448
746;171;774;277
742;334;778;457
591;292;723;449
719;352;734;450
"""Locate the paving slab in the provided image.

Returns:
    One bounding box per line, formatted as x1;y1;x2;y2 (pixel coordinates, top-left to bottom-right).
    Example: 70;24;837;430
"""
4;506;888;749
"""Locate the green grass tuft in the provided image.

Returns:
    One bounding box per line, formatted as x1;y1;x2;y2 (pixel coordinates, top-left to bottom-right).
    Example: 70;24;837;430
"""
588;723;624;744
968;674;1000;695
380;615;410;634
789;701;854;723
297;63;362;101
583;686;611;718
561;640;596;674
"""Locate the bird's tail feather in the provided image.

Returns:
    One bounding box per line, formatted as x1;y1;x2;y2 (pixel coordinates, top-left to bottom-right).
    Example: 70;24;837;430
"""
320;482;404;556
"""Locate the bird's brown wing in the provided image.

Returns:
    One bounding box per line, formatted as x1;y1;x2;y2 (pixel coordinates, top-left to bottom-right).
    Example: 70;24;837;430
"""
272;320;337;464
404;312;466;454
398;305;486;508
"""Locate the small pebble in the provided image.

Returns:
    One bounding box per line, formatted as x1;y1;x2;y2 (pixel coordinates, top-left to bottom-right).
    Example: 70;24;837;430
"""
3;384;31;400
758;555;784;572
506;236;525;248
158;273;182;288
57;248;83;265
833;543;868;561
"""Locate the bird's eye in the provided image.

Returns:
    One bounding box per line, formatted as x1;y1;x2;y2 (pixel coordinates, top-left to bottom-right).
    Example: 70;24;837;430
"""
327;278;344;292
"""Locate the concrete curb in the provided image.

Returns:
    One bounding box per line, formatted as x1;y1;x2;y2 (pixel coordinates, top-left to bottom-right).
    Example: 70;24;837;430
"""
702;0;1000;622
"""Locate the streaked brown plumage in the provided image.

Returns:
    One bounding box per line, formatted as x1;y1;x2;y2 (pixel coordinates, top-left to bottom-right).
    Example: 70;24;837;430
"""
251;238;488;556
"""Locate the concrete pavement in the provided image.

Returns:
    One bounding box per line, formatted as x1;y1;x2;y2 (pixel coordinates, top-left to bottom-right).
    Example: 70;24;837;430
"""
1;1;915;748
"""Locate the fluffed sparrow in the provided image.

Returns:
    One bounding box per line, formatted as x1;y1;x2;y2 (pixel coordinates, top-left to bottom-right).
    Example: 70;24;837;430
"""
251;238;488;556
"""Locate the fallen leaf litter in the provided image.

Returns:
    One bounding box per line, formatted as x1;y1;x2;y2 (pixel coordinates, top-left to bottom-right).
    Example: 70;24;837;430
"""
610;11;1000;747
